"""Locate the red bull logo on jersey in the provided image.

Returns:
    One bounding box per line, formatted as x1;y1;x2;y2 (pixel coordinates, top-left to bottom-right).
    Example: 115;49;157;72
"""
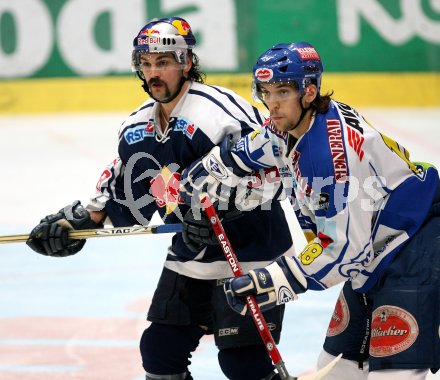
370;305;418;357
124;121;155;144
255;68;273;82
174;117;197;139
150;166;184;214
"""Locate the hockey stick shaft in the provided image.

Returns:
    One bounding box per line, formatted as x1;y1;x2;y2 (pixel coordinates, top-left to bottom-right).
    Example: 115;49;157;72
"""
0;223;182;244
201;196;294;380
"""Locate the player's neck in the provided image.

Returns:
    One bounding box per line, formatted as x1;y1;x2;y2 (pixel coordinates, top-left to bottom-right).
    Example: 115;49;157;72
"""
158;81;190;131
289;110;314;139
159;106;170;132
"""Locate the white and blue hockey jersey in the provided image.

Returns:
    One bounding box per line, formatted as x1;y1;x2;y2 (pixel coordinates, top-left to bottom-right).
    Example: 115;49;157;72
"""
231;100;439;292
88;81;294;279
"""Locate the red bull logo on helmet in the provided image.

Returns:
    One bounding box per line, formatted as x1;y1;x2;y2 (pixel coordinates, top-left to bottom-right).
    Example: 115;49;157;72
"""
171;19;191;36
137;36;161;46
255;68;273;82
137;28;162;47
140;28;161;37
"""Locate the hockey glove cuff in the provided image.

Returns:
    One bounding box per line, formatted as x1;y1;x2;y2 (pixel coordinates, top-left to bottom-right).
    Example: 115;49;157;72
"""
224;256;307;315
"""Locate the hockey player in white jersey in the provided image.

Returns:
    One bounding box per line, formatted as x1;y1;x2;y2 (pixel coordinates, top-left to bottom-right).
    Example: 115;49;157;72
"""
25;17;295;380
180;42;440;379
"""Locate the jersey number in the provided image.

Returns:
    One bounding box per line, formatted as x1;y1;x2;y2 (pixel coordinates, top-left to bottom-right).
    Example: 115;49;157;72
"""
299;242;323;265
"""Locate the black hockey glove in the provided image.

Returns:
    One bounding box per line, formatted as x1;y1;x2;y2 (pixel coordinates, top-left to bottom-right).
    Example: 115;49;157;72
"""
26;200;102;257
182;205;243;253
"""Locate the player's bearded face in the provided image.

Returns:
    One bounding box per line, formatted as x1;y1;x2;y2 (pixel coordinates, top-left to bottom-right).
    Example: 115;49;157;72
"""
140;53;186;102
260;83;302;133
147;78;174;102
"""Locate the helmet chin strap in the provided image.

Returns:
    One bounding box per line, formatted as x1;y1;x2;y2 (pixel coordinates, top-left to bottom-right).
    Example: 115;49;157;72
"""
290;95;312;131
284;96;311;157
141;73;188;104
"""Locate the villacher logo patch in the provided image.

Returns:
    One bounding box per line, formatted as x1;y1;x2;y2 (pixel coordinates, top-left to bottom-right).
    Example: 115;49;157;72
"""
370;305;418;357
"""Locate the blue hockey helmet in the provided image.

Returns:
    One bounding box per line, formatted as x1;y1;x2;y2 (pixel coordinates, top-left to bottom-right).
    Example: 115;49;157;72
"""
132;17;196;75
252;42;323;102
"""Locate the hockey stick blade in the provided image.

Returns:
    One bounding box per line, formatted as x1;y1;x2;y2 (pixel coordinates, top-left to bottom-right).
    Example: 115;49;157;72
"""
0;223;182;244
275;353;341;380
296;354;342;380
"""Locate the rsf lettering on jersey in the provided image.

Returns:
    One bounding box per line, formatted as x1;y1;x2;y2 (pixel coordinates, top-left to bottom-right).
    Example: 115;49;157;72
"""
174;117;198;139
124;122;155;145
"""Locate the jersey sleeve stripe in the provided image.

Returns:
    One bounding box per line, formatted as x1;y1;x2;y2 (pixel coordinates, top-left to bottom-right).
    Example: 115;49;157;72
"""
252;106;264;125
128;102;154;117
191;87;259;126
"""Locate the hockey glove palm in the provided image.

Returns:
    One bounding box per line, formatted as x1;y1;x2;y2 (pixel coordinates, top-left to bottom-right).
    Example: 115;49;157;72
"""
26;200;102;257
224;256;307;315
182;205;242;252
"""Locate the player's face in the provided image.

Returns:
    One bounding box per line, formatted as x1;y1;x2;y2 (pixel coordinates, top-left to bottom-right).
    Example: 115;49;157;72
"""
140;53;189;102
259;83;303;134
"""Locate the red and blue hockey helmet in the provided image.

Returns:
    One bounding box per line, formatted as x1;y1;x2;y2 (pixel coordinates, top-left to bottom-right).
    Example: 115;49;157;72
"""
132;17;196;75
252;42;324;102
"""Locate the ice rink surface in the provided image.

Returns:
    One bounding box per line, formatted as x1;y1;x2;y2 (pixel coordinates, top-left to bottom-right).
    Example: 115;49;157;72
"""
0;108;439;379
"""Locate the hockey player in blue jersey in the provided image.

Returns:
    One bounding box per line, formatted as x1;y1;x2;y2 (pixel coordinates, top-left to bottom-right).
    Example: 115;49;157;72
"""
25;17;295;380
180;42;440;379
